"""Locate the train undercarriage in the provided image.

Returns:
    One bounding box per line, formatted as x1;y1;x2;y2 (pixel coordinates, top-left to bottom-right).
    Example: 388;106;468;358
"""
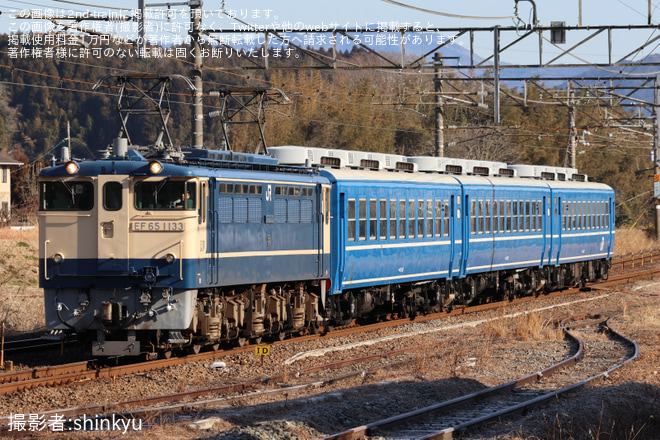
89;259;608;358
326;259;609;325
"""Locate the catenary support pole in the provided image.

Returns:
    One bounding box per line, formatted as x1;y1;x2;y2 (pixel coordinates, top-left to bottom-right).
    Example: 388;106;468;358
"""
190;0;204;148
434;53;444;158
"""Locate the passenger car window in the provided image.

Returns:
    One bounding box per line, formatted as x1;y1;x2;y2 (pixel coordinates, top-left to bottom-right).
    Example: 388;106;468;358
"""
348;199;356;242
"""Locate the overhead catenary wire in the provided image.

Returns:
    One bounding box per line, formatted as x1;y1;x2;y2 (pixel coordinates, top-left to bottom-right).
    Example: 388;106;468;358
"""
1;69;648;157
1;11;656;155
0;51;650;146
52;0;132;10
0;58;628;153
379;0;515;20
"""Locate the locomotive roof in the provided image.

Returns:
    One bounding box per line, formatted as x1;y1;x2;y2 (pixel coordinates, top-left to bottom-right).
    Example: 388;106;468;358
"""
39;149;329;186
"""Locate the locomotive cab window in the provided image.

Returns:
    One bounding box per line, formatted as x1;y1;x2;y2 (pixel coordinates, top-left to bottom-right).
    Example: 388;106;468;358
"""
103;182;122;211
134;180;196;210
40;180;94;211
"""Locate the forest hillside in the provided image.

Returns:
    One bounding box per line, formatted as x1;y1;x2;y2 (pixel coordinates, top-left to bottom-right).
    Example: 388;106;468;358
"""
0;35;654;231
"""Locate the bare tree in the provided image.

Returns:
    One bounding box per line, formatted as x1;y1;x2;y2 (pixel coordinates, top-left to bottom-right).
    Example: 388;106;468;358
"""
445;127;524;164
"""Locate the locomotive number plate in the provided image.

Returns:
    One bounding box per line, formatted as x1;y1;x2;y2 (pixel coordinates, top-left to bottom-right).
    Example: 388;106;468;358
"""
132;221;185;232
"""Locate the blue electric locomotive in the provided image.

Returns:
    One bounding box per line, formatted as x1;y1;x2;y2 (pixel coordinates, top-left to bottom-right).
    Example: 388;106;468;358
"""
39;143;614;356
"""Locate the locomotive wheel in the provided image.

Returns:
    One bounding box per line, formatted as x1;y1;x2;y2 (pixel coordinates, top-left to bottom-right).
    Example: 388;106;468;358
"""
212;343;220;351
276;332;286;341
163;350;172;359
189;344;202;354
252;336;262;345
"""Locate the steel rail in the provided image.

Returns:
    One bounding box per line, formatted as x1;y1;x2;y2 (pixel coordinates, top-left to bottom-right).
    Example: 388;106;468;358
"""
417;318;638;440
323;313;637;440
0;336;472;428
0;261;652;398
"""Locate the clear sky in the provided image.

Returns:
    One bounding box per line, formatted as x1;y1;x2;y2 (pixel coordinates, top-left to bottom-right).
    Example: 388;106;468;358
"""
0;0;658;64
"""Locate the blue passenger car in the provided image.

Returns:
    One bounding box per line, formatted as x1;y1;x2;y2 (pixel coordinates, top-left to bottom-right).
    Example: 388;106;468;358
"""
270;148;614;319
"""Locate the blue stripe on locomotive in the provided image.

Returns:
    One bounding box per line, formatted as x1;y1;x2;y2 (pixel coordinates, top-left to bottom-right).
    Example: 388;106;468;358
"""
41;252;324;292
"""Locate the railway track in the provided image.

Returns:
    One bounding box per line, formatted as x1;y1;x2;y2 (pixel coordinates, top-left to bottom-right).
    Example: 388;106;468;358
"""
1;335;78;358
0;264;654;403
324;313;638;440
0;298;640;436
0;280;651;436
0;334;477;428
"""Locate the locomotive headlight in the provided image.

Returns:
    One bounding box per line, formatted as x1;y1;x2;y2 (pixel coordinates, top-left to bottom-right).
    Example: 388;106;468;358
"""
148;160;163;175
53;253;65;264
64;161;79;175
165;253;176;264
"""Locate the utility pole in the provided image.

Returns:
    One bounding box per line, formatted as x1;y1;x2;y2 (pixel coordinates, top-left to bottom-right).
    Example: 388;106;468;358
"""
138;0;146;56
190;0;204;148
650;0;654;25
144;0;203;147
578;0;582;26
567;86;577;169
654;75;660;240
493;26;501;124
433;53;444;158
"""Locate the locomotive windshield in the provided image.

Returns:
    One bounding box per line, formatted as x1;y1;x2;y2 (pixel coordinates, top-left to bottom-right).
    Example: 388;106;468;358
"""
134;180;196;210
39;180;94;211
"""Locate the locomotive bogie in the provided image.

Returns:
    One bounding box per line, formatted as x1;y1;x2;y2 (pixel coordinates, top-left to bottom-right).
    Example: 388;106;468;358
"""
189;281;324;344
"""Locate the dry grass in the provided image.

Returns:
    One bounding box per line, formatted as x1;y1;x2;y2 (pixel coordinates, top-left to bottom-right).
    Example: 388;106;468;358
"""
484;307;508;339
626;301;660;332
0;227;38;241
483;309;561;342
513;312;543;341
0;287;45;336
613;227;660;256
0;226;42;336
